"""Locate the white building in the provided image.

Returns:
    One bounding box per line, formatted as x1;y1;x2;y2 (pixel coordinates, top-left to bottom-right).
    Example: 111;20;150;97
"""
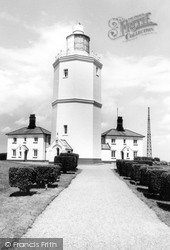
101;117;145;162
48;24;103;163
6;114;51;161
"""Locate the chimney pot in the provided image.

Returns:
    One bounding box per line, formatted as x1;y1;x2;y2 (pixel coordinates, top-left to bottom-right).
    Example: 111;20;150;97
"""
116;116;124;131
27;114;36;129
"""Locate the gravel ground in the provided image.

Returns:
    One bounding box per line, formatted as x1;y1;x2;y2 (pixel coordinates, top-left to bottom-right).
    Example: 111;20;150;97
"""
23;164;170;250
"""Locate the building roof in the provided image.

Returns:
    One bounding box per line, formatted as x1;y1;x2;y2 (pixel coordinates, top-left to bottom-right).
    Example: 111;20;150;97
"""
101;143;111;150
61;139;73;150
6;127;51;136
102;128;145;138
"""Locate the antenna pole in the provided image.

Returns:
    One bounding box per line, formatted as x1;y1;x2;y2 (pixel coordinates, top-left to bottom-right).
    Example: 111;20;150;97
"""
147;107;152;158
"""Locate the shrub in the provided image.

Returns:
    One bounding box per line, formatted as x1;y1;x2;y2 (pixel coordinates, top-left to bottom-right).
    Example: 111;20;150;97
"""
140;166;157;186
9;167;36;192
54;154;78;173
0;153;7;160
116;160;127;176
130;164;144;182
160;171;170;199
154;157;160;162
60;153;79;167
116;160;138;177
34;165;61;187
148;169;168;193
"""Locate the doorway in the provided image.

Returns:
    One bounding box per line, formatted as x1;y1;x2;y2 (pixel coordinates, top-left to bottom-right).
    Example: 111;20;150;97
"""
24;150;28;161
121;151;124;160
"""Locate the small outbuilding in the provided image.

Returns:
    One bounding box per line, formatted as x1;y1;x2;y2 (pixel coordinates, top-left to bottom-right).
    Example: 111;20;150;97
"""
6;114;51;161
101;116;145;162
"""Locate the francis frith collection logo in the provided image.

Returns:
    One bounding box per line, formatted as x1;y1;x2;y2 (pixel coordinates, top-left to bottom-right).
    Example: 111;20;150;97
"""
108;12;157;41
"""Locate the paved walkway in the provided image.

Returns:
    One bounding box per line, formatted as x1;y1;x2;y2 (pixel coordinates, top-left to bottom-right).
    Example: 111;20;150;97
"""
24;164;170;250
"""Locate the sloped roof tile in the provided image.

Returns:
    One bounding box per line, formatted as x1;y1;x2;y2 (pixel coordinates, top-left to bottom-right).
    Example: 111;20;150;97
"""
6;127;51;136
102;129;144;138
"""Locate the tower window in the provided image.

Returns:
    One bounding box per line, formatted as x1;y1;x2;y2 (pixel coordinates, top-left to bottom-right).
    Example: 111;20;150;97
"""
123;139;126;144
96;67;99;77
64;125;68;134
63;69;68;78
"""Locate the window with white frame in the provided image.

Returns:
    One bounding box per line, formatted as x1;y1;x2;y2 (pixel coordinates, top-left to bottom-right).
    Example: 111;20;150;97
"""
134;151;138;158
133;139;138;145
127;153;129;158
63;69;68;78
123;139;126;144
33;149;38;157
96;67;99;77
34;137;38;143
13;138;17;144
111;150;116;158
111;138;116;144
12;149;16;157
64;125;68;134
23;137;27;144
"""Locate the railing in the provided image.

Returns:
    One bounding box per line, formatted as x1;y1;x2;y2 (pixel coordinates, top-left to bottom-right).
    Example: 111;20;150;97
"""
55;49;101;61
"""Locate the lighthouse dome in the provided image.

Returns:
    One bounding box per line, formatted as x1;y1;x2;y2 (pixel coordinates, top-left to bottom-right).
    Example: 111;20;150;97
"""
66;24;90;55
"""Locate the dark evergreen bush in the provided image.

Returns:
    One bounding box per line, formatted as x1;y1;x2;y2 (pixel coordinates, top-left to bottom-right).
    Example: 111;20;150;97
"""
139;166;155;186
60;153;79;167
54;154;78;173
130;164;143;182
9;167;36;192
0;153;7;160
148;169;168;193
160;171;170;199
34;165;61;187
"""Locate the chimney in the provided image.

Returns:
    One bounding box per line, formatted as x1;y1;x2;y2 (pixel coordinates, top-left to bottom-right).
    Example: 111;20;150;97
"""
27;114;36;129
116;116;124;131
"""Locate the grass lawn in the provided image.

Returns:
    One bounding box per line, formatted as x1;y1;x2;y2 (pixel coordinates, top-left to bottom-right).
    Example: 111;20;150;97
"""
0;161;81;243
113;169;170;228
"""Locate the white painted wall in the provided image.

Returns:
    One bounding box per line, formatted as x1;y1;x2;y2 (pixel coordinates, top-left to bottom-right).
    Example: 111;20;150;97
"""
51;54;102;161
7;134;49;161
102;136;144;161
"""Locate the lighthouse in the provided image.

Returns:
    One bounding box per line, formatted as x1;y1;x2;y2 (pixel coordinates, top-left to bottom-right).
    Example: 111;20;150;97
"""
49;24;103;163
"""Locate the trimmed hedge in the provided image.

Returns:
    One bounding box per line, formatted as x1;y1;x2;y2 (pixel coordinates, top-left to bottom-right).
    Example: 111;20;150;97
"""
116;160;136;176
34;165;61;187
54;153;79;173
0;153;7;160
148;169;168;193
9;167;36;192
60;153;79;167
160;171;170;199
116;159;170;200
9;165;61;192
139;166;158;186
130;164;144;182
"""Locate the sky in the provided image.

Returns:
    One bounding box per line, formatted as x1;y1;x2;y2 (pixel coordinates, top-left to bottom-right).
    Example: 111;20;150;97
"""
0;0;170;161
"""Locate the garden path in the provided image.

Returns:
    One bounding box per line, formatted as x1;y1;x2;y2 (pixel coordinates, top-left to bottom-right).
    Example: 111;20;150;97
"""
23;164;170;250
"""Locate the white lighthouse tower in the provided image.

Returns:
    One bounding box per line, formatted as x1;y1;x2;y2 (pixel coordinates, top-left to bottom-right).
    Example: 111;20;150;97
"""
49;24;103;163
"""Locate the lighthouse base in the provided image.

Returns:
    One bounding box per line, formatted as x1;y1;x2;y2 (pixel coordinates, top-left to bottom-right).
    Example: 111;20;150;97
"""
78;158;102;164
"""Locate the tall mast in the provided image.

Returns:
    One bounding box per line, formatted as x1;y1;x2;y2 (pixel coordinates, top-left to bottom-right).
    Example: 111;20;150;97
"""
147;107;152;158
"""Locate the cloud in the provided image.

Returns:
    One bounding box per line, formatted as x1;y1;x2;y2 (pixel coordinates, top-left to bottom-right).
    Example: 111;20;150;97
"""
0;23;70;117
0;12;20;23
102;53;170;92
159;114;170;130
1;126;11;133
